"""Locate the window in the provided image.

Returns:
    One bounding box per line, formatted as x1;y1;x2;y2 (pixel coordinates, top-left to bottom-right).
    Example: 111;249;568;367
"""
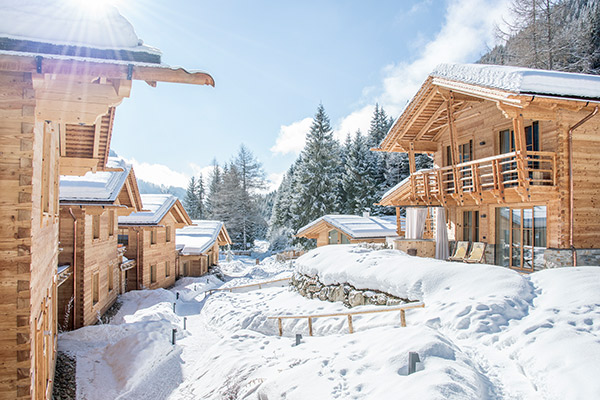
499;121;540;154
150;229;156;245
93;215;100;239
165;261;170;277
151;264;157;283
462;211;479;243
92;273;99;305
108;210;115;236
118;233;129;246
328;230;339;244
340;234;350;244
108;265;113;292
166;226;171;242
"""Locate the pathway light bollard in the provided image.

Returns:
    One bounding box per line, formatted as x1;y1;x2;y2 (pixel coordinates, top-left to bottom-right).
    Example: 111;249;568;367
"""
173;302;176;313
184;317;187;331
295;334;302;346
176;292;179;300
408;352;420;375
194;285;197;291
172;328;177;345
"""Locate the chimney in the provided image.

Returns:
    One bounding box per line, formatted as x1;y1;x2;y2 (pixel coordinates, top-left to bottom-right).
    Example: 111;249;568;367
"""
362;208;371;218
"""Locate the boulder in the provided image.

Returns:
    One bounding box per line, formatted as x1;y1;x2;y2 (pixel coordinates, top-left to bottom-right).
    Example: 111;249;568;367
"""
348;291;365;307
328;285;345;303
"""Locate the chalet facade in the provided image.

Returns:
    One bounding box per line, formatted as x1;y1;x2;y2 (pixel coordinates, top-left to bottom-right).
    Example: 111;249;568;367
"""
176;220;232;277
0;3;213;398
296;214;397;247
118;195;192;290
376;63;600;271
58;158;143;330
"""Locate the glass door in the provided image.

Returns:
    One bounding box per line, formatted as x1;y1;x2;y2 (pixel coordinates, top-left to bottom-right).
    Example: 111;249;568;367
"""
495;206;546;271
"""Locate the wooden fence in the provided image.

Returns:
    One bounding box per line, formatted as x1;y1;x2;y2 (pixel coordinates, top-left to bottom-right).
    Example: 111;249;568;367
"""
268;302;425;336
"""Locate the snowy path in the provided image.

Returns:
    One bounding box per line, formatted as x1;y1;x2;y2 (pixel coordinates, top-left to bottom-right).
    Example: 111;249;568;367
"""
59;248;600;399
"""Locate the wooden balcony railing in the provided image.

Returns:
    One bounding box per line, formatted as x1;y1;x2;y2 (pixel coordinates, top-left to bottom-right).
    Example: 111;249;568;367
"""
410;151;556;204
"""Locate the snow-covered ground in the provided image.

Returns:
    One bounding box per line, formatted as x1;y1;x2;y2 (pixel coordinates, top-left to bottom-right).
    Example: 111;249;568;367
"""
59;245;600;399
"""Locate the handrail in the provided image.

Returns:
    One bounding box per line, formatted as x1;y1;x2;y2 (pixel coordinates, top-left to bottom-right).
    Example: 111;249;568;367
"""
268;302;425;336
407;151;556;202
206;277;291;295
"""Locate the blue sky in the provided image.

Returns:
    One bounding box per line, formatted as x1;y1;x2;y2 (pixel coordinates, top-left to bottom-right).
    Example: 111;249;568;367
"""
108;0;510;190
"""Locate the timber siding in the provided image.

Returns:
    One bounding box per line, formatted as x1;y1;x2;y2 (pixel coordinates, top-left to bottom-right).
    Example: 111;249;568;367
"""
58;207;120;329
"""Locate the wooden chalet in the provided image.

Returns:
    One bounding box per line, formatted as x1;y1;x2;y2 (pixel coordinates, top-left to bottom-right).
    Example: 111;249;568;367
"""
0;3;213;398
296;214;397;247
176;220;232;277
57;157;143;331
118;195;192;290
375;63;600;271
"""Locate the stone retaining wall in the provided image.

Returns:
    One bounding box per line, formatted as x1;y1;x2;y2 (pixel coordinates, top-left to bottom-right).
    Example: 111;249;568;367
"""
291;272;414;307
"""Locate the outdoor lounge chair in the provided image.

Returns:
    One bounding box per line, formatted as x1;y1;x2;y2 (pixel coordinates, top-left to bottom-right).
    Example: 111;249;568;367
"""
464;242;486;263
448;241;469;261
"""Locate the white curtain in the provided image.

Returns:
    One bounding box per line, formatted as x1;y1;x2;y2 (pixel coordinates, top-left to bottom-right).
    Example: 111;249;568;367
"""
406;207;428;239
435;207;450;260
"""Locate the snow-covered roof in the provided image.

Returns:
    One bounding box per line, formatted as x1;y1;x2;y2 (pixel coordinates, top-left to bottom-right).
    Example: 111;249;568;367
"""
432;63;600;100
297;215;397;239
59;157;131;203
381;176;411;201
0;0;160;56
118;194;177;226
176;220;226;255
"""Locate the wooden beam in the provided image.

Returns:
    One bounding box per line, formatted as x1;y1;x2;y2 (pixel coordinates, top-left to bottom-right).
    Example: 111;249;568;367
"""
414;101;447;141
59;122;66;157
0;53;215;86
92;115;102;158
397;88;441;141
59;157;98;176
396;140;437;153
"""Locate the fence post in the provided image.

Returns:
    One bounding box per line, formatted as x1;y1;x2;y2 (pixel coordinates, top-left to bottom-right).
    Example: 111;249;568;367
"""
277;318;283;336
400;309;406;327
172;328;177;345
308;317;313;336
347;315;354;334
408;352;420;375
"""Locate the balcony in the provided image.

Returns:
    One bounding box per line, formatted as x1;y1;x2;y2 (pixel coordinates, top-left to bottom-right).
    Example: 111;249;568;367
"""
390;151;557;206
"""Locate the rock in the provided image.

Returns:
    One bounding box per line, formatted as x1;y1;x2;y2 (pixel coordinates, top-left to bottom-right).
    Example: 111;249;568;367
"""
374;293;388;305
306;284;320;293
318;288;329;301
386;297;403;306
348;291;365;307
328;285;345;302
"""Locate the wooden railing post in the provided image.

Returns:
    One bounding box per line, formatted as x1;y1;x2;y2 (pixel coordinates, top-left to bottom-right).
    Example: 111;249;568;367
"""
347;315;354;334
308;317;313;336
400;309;406;327
278;318;283;336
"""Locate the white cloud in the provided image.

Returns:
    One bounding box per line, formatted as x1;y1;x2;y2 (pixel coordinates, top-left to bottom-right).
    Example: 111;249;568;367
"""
378;0;510;114
124;157;189;188
264;171;285;193
270;117;313;155
334;105;374;141
189;163;214;184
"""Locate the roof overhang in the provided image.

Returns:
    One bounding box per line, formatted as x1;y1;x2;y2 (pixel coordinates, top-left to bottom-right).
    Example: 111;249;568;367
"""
0;52;214;86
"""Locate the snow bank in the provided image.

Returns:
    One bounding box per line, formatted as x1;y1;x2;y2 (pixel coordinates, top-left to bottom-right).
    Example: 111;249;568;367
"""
296;245;533;337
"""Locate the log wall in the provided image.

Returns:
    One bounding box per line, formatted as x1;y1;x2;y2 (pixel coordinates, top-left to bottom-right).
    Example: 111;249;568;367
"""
0;72;59;399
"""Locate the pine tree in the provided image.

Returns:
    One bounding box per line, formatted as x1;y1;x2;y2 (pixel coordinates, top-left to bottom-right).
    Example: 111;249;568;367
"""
183;176;200;219
194;173;205;219
291;104;342;230
205;159;221;219
341;130;378;214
